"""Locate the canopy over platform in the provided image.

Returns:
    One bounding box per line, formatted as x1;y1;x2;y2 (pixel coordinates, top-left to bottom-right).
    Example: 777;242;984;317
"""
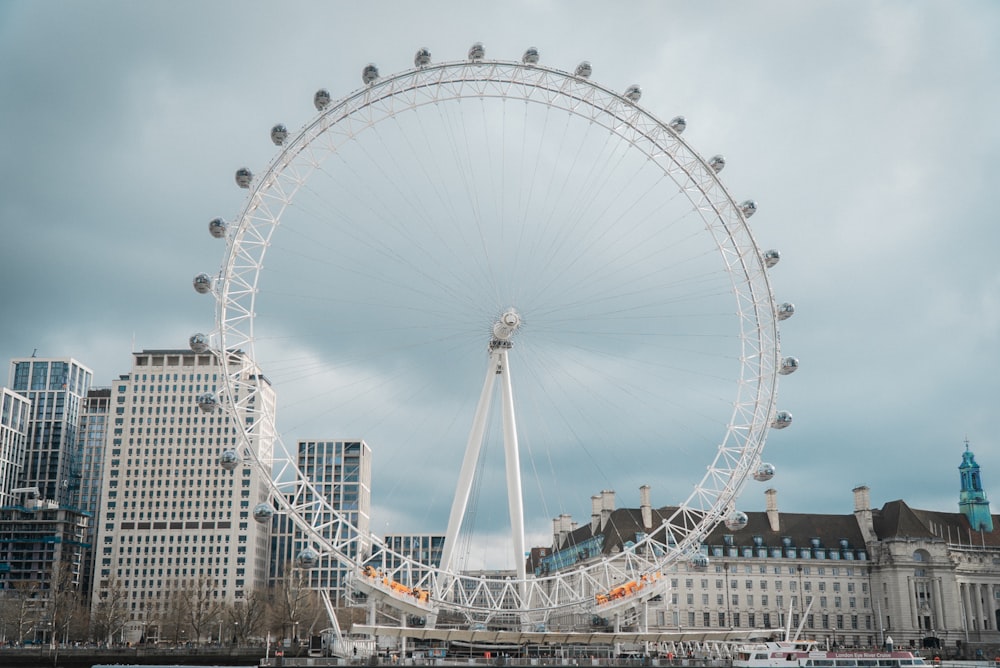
351;625;762;646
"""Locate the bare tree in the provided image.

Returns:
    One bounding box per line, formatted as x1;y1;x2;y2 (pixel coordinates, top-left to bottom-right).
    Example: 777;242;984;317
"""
223;589;268;646
268;567;323;644
48;562;83;646
90;574;128;645
0;580;43;645
159;588;190;645
177;575;224;644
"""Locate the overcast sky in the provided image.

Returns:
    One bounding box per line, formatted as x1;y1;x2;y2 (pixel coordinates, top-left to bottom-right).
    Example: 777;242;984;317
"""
2;1;998;568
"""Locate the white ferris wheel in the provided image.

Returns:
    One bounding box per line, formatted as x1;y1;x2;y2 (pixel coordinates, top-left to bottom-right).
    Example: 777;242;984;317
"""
191;44;797;629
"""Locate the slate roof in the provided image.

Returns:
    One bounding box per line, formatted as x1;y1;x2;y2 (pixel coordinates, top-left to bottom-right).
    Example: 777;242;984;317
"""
527;495;1000;574
873;499;1000;547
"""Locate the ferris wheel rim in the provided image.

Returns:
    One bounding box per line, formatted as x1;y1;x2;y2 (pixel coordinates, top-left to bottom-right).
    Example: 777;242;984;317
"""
205;51;784;618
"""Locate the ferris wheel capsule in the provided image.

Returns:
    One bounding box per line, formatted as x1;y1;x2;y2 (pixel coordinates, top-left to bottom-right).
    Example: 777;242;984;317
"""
296;548;319;569
776;302;795;321
219;448;240;471
314;89;331;111
208;217;227;239
740;200;758;218
414;47;431;67
754;462;776;482
575;61;593;78
724;510;749;531
188;333;210;354
270;124;288;146
196;392;218;413
779;357;799;375
763;249;781;268
709;155;726;173
362;63;380;85
468;42;485;61
235;167;253;189
669;116;687;134
252;502;275;524
624;84;642;102
192;273;213;295
689;553;710;570
522;47;539;65
771;411;793;429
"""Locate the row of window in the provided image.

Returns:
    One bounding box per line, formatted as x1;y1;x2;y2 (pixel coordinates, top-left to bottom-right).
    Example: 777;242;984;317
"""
678;611;873;630
679;592;867;610
681;577;863;590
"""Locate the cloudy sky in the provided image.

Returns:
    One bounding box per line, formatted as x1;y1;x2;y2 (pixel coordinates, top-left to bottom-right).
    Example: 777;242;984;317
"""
2;1;998;568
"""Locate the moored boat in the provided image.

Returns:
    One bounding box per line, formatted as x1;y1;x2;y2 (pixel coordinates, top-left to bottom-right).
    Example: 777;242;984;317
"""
733;639;927;668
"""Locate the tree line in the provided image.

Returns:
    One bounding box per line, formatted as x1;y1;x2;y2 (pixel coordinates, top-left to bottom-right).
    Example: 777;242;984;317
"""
0;567;325;649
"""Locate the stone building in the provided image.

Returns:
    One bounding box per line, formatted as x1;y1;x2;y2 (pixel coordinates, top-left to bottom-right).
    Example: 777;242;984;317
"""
528;445;1000;658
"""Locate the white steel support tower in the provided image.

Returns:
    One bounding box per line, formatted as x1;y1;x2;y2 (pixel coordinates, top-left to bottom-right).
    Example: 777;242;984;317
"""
440;309;527;599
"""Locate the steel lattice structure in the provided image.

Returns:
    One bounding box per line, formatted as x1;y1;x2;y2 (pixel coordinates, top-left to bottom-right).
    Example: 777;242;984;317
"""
191;46;795;627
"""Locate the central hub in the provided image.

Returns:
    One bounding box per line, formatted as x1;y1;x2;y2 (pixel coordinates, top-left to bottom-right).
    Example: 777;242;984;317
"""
490;308;521;348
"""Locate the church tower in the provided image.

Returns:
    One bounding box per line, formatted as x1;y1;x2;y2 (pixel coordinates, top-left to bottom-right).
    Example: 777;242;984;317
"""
958;441;994;532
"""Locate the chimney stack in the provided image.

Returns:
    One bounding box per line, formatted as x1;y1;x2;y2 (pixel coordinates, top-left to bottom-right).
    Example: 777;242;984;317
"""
853;485;876;543
600;489;615;530
640;485;653;530
765;488;780;532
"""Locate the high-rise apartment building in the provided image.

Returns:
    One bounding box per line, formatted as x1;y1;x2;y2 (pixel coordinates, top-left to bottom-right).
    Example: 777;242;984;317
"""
287;440;371;605
0;387;31;505
8;357;93;505
92;349;276;641
382;534;445;586
78;387;111;604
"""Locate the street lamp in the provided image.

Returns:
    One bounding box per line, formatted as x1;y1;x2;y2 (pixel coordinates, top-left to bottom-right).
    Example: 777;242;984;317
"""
234;621;240;647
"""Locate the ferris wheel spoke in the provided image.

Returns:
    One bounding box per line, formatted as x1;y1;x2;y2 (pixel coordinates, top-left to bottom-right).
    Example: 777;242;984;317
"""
194;47;792;626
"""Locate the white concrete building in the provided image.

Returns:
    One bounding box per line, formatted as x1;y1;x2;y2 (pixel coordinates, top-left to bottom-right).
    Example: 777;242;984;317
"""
92;349;275;640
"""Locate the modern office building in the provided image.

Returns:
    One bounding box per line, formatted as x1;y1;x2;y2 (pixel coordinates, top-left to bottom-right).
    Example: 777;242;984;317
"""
274;440;371;605
8;357;93;506
77;387;111;605
92;349;276;642
382;533;445;586
0;387;31;506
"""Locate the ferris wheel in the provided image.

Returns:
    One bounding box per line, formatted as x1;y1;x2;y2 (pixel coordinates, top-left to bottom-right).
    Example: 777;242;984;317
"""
191;44;796;627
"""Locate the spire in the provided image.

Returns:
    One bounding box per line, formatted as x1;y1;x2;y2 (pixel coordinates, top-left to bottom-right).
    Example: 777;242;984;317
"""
959;441;993;532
